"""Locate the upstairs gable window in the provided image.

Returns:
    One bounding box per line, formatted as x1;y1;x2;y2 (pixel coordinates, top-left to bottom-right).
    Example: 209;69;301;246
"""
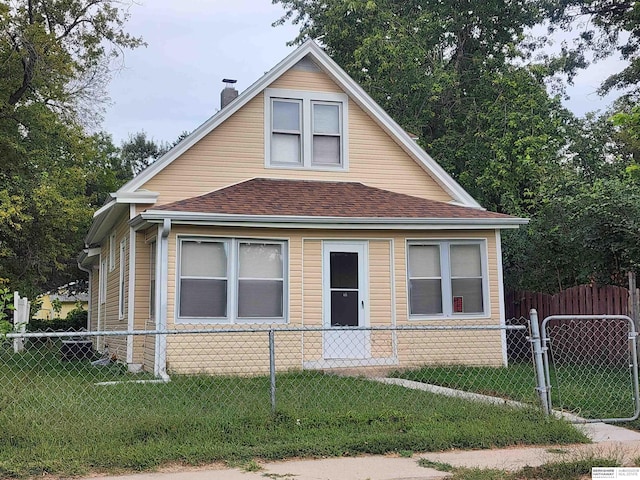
266;88;348;170
272;99;302;165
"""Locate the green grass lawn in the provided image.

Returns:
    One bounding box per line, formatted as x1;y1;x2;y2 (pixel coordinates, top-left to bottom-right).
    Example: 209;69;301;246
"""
0;347;586;479
393;362;639;421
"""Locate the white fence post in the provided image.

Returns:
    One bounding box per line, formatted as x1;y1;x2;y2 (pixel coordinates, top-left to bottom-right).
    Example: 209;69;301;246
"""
12;292;30;353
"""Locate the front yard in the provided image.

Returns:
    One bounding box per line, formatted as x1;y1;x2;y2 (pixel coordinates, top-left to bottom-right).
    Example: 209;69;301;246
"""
0;348;586;478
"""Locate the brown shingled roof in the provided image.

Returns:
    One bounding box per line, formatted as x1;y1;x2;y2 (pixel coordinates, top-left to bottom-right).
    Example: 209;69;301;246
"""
150;179;516;221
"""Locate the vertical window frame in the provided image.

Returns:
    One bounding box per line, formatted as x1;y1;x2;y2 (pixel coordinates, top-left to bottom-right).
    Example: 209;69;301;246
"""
407;240;489;319
99;257;107;305
108;232;116;272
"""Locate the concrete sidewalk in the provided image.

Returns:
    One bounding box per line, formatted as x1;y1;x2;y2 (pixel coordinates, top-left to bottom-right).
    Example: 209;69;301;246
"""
85;421;640;480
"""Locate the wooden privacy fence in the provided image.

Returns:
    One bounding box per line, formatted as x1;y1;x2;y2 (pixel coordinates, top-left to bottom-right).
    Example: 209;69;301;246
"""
506;284;640;364
506;284;635;320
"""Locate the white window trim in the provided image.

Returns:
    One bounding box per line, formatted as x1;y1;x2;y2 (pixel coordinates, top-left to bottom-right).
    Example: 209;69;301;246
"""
176;236;289;324
109;232;116;272
264;88;349;171
118;238;126;320
406;239;490;320
99;257;107;305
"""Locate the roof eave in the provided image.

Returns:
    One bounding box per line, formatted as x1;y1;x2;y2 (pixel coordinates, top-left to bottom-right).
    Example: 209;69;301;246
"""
133;210;528;231
85;190;159;246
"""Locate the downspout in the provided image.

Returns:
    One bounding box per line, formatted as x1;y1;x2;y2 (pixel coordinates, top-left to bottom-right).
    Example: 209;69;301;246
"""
154;218;171;382
77;262;92;331
126;205;137;365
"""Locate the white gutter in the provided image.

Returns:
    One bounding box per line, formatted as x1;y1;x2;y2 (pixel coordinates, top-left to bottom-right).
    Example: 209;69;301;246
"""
132;211;529;231
153;218;171;382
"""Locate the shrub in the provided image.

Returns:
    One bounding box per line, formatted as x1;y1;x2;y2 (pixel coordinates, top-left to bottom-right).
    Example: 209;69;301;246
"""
28;307;88;332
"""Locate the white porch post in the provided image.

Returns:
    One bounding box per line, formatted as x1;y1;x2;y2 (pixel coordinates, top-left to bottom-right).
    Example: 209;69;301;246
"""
154;218;171;380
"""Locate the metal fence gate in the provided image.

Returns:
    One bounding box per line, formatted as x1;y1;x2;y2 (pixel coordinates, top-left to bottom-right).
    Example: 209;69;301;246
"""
538;314;640;422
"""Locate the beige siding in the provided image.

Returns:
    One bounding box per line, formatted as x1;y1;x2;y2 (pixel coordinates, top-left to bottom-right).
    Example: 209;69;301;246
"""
140;67;452;205
369;240;394;359
136;227;157;370
270;66;343;92
151;227;503;374
98;215;130;360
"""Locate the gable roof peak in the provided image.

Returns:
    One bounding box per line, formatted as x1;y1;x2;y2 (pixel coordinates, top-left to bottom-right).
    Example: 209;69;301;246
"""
117;38;480;208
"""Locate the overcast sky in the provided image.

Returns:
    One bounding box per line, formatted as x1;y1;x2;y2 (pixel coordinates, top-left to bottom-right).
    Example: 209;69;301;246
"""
101;0;626;146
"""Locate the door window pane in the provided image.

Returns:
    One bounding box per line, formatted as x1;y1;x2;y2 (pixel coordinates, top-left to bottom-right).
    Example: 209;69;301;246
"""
330;252;358;289
331;290;358;326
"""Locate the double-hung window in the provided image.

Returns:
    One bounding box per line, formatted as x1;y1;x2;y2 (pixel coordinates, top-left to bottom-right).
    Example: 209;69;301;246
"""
271;99;302;165
266;88;348;169
238;242;284;318
177;237;287;323
312;102;342;165
179;240;228;318
408;241;488;318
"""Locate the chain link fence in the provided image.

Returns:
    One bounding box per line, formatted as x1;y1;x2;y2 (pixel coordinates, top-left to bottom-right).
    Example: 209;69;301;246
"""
0;321;599;477
541;315;640;422
2;323;539;414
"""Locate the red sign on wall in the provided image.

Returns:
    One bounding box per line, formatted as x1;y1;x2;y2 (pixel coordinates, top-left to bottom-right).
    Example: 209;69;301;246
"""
453;296;464;313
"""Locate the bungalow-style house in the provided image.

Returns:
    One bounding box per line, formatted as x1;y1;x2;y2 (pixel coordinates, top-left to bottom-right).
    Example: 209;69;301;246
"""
79;40;527;376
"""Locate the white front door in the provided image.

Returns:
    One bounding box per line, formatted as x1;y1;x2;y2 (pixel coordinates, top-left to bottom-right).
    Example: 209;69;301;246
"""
322;241;370;359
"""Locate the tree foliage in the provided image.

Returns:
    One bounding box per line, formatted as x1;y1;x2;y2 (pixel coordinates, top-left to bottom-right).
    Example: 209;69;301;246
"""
273;0;573;214
120;131;170;177
0;1;142;296
545;0;640;98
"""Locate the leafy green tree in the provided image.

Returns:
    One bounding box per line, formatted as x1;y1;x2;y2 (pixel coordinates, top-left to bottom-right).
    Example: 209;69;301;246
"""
0;1;142;296
504;177;640;292
120;131;169;177
273;0;572;214
545;0;640;98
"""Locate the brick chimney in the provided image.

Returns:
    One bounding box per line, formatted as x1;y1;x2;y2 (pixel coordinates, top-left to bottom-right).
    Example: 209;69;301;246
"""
220;79;238;109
